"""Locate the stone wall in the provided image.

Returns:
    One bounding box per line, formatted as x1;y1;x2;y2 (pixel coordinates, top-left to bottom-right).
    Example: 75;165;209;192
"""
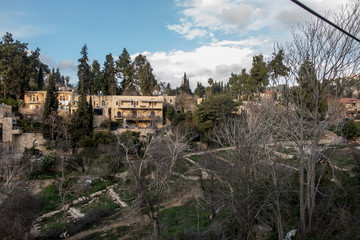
12;133;46;154
114;128;155;140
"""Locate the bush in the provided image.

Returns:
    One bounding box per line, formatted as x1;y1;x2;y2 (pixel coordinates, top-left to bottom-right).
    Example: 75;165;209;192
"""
0;97;18;111
337;119;359;140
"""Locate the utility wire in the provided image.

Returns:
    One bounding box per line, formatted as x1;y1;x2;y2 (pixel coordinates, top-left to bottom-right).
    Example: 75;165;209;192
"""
290;0;360;43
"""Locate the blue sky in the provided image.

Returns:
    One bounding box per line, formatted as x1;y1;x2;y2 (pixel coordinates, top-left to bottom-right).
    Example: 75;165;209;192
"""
0;0;355;89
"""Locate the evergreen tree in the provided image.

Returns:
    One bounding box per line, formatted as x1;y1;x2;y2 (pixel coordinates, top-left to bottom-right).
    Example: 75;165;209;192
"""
103;53;117;95
71;93;93;143
295;58;327;120
165;83;174;95
194;82;205;98
88;96;93;131
116;48;134;93
37;65;44;90
133;54;157;95
268;49;289;83
228;69;250;99
77;44;92;94
195;94;238;137
91;60;105;94
249;54;269;94
0;33;41;99
177;72;192;94
42;73;59;140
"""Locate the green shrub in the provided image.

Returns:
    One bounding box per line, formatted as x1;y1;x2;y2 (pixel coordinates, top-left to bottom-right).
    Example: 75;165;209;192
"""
337;119;359;140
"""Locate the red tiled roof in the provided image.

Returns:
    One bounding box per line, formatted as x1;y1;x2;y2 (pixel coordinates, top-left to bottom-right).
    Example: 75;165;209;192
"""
340;98;359;103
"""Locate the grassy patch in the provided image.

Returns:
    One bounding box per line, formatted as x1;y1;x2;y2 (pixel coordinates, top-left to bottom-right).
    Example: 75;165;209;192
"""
88;178;114;194
159;203;211;239
79;194;119;214
38;184;61;213
39;212;66;234
189;155;201;163
324;147;358;170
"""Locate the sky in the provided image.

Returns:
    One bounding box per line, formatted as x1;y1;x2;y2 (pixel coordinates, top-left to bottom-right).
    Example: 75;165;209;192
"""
0;0;357;90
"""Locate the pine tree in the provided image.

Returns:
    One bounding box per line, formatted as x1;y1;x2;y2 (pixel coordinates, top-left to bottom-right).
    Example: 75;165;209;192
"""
178;72;192;94
71;92;93;143
37;65;44;90
42;73;59;140
249;54;269;94
0;33;41;99
103;53;117;95
88;96;93;131
268;49;289;82
91;60;105;94
194;82;205;98
116;48;134;93
77;44;92;94
133;54;157;95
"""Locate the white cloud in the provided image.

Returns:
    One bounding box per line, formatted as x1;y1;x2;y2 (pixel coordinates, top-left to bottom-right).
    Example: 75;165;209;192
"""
134;42;258;90
58;60;77;71
169;0;357;40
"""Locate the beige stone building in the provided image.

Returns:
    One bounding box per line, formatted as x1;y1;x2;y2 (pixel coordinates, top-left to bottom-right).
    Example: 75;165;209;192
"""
86;95;176;128
21;89;75;118
22;90;177;129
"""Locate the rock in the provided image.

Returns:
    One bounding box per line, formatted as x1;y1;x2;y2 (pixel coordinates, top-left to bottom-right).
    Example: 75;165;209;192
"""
108;188;128;207
62;204;70;211
283;229;297;240
68;207;85;219
319;130;345;145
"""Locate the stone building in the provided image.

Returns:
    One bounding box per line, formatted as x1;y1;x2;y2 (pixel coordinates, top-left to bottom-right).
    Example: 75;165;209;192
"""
22;90;177;129
85;95;176;128
21;89;75;119
0;104;12;124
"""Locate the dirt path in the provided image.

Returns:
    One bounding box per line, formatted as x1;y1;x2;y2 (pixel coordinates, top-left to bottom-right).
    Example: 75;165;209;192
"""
68;214;149;240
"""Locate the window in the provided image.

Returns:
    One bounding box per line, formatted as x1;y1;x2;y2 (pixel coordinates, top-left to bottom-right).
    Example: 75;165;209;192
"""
29;95;32;101
170;99;172;103
150;111;155;118
36;96;38;101
117;111;121;118
102;101;105;106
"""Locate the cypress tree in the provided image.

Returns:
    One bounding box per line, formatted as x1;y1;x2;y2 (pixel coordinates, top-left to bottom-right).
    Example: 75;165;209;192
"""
77;44;92;94
71;93;93;143
42;73;58;140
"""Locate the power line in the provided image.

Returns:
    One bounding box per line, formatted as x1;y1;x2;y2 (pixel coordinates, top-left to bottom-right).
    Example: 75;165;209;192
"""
290;0;360;43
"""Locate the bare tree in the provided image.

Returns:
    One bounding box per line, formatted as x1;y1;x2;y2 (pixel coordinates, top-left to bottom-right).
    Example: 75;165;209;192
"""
0;145;30;193
193;100;296;240
118;128;192;240
273;2;360;235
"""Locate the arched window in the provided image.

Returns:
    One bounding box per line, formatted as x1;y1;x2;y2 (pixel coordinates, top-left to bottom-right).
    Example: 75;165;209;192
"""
117;111;121;118
102;100;105;106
